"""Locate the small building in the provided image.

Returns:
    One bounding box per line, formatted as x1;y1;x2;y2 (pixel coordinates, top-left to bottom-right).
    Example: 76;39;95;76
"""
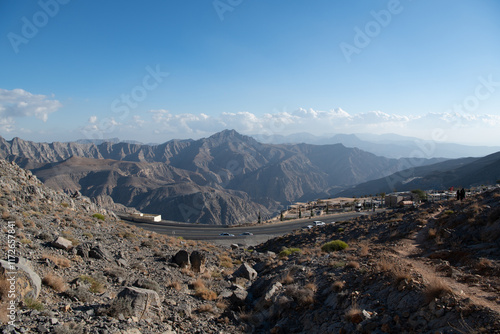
131;213;162;222
385;195;403;207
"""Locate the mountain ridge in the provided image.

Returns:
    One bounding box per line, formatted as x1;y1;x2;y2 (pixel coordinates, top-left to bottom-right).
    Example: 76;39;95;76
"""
0;130;449;224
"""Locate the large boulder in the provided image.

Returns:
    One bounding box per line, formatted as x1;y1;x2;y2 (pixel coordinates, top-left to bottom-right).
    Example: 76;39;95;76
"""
52;237;73;250
0;258;41;300
173;250;190;268
89;245;111;261
233;263;258;281
110;286;163;321
189;251;206;273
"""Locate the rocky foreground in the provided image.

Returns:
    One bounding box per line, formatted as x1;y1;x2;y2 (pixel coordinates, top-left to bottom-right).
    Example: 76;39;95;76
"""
0;158;499;333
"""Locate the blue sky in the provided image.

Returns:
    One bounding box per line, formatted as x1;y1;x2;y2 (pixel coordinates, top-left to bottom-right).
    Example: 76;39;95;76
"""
0;0;499;145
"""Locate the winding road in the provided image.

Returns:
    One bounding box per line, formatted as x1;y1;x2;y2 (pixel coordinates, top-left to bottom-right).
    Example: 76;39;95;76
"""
122;211;376;246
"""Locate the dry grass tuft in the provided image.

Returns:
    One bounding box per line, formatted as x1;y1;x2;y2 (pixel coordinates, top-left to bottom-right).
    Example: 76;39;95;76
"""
359;242;369;256
42;272;67;292
345;306;363;324
304;282;318;293
219;255;234;269
423;277;452;302
197;304;215;313
167;281;182;291
347;261;360;269
331;280;345;292
192;278;217;301
216;300;228;311
377;258;393;272
42;254;72;268
281;272;294;285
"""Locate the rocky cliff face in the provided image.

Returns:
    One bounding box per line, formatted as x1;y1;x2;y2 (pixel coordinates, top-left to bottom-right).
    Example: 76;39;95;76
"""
0;130;439;224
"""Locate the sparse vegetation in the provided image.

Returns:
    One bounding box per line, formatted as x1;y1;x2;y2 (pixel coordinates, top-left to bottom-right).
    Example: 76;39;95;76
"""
423;277;453;302
42;254;72;268
24;297;44;311
321;240;348;252
278;247;302;258
92;213;105;221
42;272;67;292
79;275;106;294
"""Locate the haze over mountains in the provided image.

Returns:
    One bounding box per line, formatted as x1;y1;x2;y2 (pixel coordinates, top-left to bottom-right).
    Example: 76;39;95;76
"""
0;130;454;225
253;132;500;159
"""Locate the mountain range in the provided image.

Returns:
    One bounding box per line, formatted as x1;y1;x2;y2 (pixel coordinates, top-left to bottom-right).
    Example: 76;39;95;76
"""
253;132;500;159
0;130;447;225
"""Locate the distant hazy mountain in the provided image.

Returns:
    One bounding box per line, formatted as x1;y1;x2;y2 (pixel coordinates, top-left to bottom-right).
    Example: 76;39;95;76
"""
338;151;500;197
0;130;446;224
253;132;500;159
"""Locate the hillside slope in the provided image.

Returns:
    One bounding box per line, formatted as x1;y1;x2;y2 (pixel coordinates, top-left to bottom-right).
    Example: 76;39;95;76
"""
0;158;498;333
339;152;500;197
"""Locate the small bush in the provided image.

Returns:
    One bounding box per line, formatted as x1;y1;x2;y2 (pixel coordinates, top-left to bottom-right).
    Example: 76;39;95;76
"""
64;287;92;303
347;261;360;269
331;280;345;292
321;240;348;252
278;248;302;258
219;255;234;268
167;281;182;291
42;273;67;292
345;306;363;324
423;277;452;302
195;287;217;301
42;254;72;268
79;275;106;294
24;297;44;311
92;213;105;221
197;304;215;314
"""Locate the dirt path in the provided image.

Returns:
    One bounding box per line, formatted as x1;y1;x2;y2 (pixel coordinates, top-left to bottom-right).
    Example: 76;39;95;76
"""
389;231;500;315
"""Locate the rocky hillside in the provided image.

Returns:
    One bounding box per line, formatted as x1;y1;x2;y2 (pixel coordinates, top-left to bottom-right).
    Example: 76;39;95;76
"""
0;130;442;225
340;151;500;197
1;158;499;333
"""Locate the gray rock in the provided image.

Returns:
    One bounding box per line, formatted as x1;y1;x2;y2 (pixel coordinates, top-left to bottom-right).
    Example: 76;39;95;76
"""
230;289;249;306
233;263;258;281
0;258;41;300
52;236;73;250
89;245;111;261
172;250;190;268
263;282;282;302
110;286;163;321
75;242;93;258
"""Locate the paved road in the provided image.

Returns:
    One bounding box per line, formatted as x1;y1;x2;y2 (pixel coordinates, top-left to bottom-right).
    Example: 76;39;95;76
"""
124;211;377;246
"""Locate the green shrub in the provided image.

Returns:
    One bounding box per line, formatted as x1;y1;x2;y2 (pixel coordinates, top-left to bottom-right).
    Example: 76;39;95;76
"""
79;275;106;293
321;240;348;252
24;297;44;311
92;213;105;221
279;247;302;258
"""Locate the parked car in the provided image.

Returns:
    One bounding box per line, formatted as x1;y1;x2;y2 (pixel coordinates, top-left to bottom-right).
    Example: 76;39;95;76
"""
239;232;253;236
219;233;235;236
313;221;325;226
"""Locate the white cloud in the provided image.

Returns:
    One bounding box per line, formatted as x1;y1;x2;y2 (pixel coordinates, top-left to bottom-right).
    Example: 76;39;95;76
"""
132;107;499;145
89;115;98;124
0;88;62;122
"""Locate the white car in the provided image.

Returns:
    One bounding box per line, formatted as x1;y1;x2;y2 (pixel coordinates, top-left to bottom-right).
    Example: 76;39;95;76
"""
302;225;314;229
313;221;325;226
219;233;235;237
